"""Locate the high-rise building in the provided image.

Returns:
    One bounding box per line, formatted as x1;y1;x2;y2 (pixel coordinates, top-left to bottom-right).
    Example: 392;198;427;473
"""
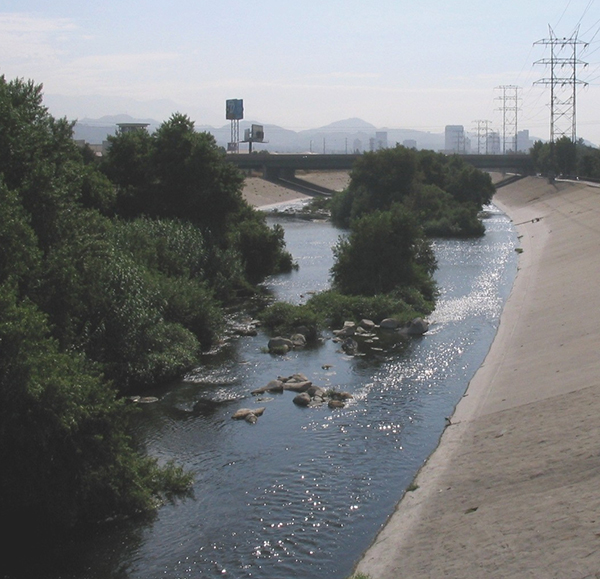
516;130;533;153
445;125;465;153
375;131;388;149
487;131;502;155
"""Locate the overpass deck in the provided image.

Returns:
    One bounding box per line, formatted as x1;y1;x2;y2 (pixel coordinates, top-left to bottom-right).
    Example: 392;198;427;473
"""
226;152;534;178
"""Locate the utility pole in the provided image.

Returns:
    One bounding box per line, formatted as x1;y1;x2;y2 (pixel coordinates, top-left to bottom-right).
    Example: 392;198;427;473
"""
495;85;521;154
534;25;588;144
472;120;492;154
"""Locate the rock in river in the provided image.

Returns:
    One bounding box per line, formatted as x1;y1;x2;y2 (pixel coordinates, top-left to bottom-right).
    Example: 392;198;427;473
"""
232;407;266;423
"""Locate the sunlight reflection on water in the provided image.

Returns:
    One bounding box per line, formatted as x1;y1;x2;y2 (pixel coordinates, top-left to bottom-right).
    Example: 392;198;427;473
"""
41;205;518;579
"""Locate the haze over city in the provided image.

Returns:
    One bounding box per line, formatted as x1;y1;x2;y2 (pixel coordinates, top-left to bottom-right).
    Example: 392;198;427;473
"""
3;0;600;145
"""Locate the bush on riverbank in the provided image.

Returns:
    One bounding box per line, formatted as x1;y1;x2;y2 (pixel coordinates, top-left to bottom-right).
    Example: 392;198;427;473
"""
530;135;600;180
0;74;295;535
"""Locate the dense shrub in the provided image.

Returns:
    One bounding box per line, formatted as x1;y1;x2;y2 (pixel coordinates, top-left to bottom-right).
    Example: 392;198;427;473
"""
231;211;295;283
331;204;437;299
0;284;192;535
0;74;297;535
307;290;433;328
331;145;494;237
260;301;322;339
260;288;436;339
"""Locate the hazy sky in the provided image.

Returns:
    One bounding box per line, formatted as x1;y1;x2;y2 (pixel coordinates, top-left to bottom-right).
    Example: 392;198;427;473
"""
2;0;600;143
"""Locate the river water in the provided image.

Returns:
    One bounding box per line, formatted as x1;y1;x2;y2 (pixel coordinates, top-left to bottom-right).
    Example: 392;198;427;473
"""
36;204;517;579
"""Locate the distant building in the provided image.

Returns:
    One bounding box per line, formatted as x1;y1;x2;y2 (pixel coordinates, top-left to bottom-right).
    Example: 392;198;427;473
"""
444;125;466;153
375;131;388;150
353;138;363;153
487;131;501;155
117;122;149;134
516;129;532;153
403;139;417;149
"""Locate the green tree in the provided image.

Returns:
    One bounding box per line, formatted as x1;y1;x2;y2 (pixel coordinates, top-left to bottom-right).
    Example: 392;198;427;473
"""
333;145;418;225
530;140;552;175
416;149;447;189
579;148;600;178
0;284;190;537
231;209;294;283
0;76;193;538
151;113;246;232
443;157;494;206
0;180;41;291
332;147;493;236
331;204;437;298
102;127;153;217
555;136;577;176
0;73;295;540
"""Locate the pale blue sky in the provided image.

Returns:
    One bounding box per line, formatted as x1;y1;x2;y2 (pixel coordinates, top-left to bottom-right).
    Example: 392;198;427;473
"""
2;0;600;143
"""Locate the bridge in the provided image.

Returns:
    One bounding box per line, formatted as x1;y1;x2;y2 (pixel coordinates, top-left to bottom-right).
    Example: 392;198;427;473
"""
226;152;534;181
226;153;359;180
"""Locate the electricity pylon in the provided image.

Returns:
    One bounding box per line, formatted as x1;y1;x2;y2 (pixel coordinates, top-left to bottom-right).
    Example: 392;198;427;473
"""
534;25;588;144
495;85;521;154
472;120;492;154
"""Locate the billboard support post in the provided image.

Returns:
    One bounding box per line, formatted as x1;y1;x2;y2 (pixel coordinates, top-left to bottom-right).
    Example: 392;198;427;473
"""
226;99;243;153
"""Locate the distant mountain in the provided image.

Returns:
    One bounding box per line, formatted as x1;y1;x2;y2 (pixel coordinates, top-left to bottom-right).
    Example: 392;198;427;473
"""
305;118;378;133
73;115;446;153
79;114;159;126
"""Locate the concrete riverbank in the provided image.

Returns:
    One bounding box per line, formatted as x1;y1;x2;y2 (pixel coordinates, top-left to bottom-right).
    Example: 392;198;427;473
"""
355;176;600;578
242;170;350;208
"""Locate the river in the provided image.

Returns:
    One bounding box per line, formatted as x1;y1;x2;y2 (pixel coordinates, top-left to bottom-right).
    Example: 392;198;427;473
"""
35;204;517;579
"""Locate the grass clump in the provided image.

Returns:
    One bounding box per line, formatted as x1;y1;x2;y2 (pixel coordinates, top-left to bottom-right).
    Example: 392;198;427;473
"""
260;288;434;339
259;301;322;339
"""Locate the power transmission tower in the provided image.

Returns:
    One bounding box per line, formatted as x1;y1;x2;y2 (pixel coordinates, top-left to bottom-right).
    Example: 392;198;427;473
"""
534;25;588;144
472;120;492;154
495;85;521;154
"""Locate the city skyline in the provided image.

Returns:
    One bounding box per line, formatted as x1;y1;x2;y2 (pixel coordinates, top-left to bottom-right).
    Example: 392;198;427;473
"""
3;1;600;145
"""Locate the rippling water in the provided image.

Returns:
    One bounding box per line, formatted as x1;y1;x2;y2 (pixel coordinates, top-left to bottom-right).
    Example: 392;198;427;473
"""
37;205;517;579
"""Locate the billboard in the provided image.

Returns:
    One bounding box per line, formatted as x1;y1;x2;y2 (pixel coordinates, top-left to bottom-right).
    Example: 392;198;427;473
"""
226;99;244;120
251;124;264;142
